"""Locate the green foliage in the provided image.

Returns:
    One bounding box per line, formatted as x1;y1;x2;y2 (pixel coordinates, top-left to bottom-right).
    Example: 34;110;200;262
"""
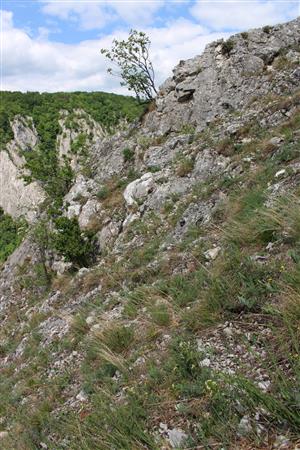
70;133;87;155
180;123;196;135
101;29;157;101
65;392;156;450
51;217;95;267
176;156;194;177
169;337;202;379
123;147;135;162
0;111;14;146
157;270;206;307
263;25;272;34
102;324;134;353
1;91;144;134
221;39;234;56
96;186;110;200
227;194;300;247
241;31;249;40
274;141;299;163
149;303;170;326
0;208;27;263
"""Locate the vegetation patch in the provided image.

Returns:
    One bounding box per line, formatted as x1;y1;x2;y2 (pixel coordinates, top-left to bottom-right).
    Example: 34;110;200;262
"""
0;208;27;263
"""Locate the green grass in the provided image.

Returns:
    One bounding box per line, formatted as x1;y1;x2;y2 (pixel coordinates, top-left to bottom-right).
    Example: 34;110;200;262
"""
149;303;171;326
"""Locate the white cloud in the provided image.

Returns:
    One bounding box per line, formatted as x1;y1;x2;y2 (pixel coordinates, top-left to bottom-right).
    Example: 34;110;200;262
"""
190;0;299;31
41;1;115;30
147;19;229;81
40;0;166;30
111;0;165;26
1;10;230;93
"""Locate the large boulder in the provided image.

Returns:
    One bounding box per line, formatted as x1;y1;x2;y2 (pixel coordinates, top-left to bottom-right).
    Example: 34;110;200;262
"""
123;173;156;207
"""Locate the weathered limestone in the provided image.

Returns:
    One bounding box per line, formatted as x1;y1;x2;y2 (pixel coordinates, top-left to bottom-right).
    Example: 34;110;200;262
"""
0;150;45;221
0;116;45;221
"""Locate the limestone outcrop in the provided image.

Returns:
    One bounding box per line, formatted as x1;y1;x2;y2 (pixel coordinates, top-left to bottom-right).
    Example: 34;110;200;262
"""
0;116;45;221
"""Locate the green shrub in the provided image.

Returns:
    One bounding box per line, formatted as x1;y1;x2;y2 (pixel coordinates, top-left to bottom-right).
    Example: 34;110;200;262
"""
263;25;272;34
96;186;110;200
70;133;87;155
0;111;14;146
51;217;95;267
176;157;194;177
123;147;135;162
157;270;206;307
0;208;27;263
221;39;234;55
102;324;134;353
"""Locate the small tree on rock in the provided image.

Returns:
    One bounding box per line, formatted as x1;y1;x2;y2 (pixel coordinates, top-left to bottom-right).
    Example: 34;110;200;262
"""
101;30;157;102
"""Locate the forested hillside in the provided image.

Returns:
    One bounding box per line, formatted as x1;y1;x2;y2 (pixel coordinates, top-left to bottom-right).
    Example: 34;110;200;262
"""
0;91;144;145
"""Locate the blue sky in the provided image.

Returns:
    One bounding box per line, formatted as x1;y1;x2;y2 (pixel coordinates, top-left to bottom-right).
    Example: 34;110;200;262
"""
1;1;299;93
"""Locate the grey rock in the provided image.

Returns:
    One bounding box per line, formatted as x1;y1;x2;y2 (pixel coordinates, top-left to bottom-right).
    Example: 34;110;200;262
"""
66;203;81;220
0;431;9;440
0;116;45;221
143;135;191;169
64;175;99;204
51;260;73;276
123;173;156;206
269;136;283;146
76;390;88;402
192;149;229;181
78;199;102;230
199;357;211;367
143;17;300;134
97;221;120;249
237;415;253;437
10;115;38;150
273;435;291;449
275;169;286;178
204;246;221;260
168;428;188;448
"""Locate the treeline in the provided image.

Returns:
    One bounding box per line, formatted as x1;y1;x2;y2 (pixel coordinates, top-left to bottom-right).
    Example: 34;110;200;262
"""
0;91;144;135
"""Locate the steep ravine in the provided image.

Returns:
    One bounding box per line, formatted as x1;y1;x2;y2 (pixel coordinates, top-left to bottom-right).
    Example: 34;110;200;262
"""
0;18;300;450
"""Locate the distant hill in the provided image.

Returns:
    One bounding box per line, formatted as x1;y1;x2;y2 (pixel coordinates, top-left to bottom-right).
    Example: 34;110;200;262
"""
0;91;144;145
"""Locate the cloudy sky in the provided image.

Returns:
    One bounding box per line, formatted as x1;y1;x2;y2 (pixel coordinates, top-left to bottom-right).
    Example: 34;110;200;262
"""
1;0;299;94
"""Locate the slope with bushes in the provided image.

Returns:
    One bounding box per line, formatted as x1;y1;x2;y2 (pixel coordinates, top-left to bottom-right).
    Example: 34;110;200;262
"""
0;17;299;450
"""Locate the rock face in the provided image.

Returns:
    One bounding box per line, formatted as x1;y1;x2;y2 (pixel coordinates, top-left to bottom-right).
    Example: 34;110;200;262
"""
144;17;300;134
0;151;44;221
0;109;105;222
57;109;106;171
0;116;45;221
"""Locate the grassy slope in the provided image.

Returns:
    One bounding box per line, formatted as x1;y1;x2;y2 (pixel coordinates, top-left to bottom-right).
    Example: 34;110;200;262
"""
0;92;299;449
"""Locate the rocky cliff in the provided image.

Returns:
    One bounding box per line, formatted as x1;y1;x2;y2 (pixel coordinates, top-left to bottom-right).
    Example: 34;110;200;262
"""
0;18;299;450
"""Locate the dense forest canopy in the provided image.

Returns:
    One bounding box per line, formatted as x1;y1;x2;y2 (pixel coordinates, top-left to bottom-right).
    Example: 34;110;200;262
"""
0;91;144;142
